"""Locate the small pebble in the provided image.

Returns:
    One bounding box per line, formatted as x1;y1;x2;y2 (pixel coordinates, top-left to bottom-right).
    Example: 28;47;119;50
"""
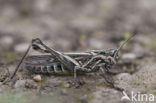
14;80;26;89
122;53;137;60
33;75;42;82
64;83;70;88
0;36;14;48
61;88;68;95
14;43;29;53
89;38;103;49
25;80;37;89
115;73;131;81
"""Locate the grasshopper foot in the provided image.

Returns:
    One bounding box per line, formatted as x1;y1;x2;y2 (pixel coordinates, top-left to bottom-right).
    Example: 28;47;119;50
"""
68;78;85;88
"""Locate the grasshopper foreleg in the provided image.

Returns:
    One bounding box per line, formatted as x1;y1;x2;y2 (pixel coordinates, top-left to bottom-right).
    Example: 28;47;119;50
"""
100;66;124;92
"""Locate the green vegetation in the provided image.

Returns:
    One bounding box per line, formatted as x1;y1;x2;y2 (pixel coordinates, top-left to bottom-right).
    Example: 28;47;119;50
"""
87;94;94;100
4;51;16;64
152;91;156;95
119;32;131;47
76;100;82;103
5;52;14;60
130;67;135;73
49;92;54;96
80;34;87;41
148;39;156;52
58;82;64;87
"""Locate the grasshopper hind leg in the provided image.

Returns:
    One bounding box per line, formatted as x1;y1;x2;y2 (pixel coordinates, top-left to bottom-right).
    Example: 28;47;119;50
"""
32;38;85;87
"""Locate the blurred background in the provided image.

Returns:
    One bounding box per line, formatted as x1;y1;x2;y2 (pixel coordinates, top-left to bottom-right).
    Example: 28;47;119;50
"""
0;0;156;103
0;0;156;56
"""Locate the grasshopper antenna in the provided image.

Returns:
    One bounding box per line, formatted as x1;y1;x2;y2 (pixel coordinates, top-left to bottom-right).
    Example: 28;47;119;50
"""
117;33;137;52
113;31;137;59
0;42;32;86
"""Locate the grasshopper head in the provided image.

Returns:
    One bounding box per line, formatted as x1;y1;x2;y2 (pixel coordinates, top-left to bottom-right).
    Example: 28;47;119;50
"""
99;49;119;71
110;33;137;64
104;49;119;66
32;38;45;52
109;49;119;62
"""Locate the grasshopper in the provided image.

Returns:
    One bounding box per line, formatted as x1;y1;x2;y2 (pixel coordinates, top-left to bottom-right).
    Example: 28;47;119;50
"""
1;34;136;90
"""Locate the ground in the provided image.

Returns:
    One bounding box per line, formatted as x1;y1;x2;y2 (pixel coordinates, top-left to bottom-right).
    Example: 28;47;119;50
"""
0;0;156;103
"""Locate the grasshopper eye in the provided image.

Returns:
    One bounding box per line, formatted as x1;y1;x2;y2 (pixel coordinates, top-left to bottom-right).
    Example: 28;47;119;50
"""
113;50;119;60
32;44;41;50
32;42;46;53
108;49;116;57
